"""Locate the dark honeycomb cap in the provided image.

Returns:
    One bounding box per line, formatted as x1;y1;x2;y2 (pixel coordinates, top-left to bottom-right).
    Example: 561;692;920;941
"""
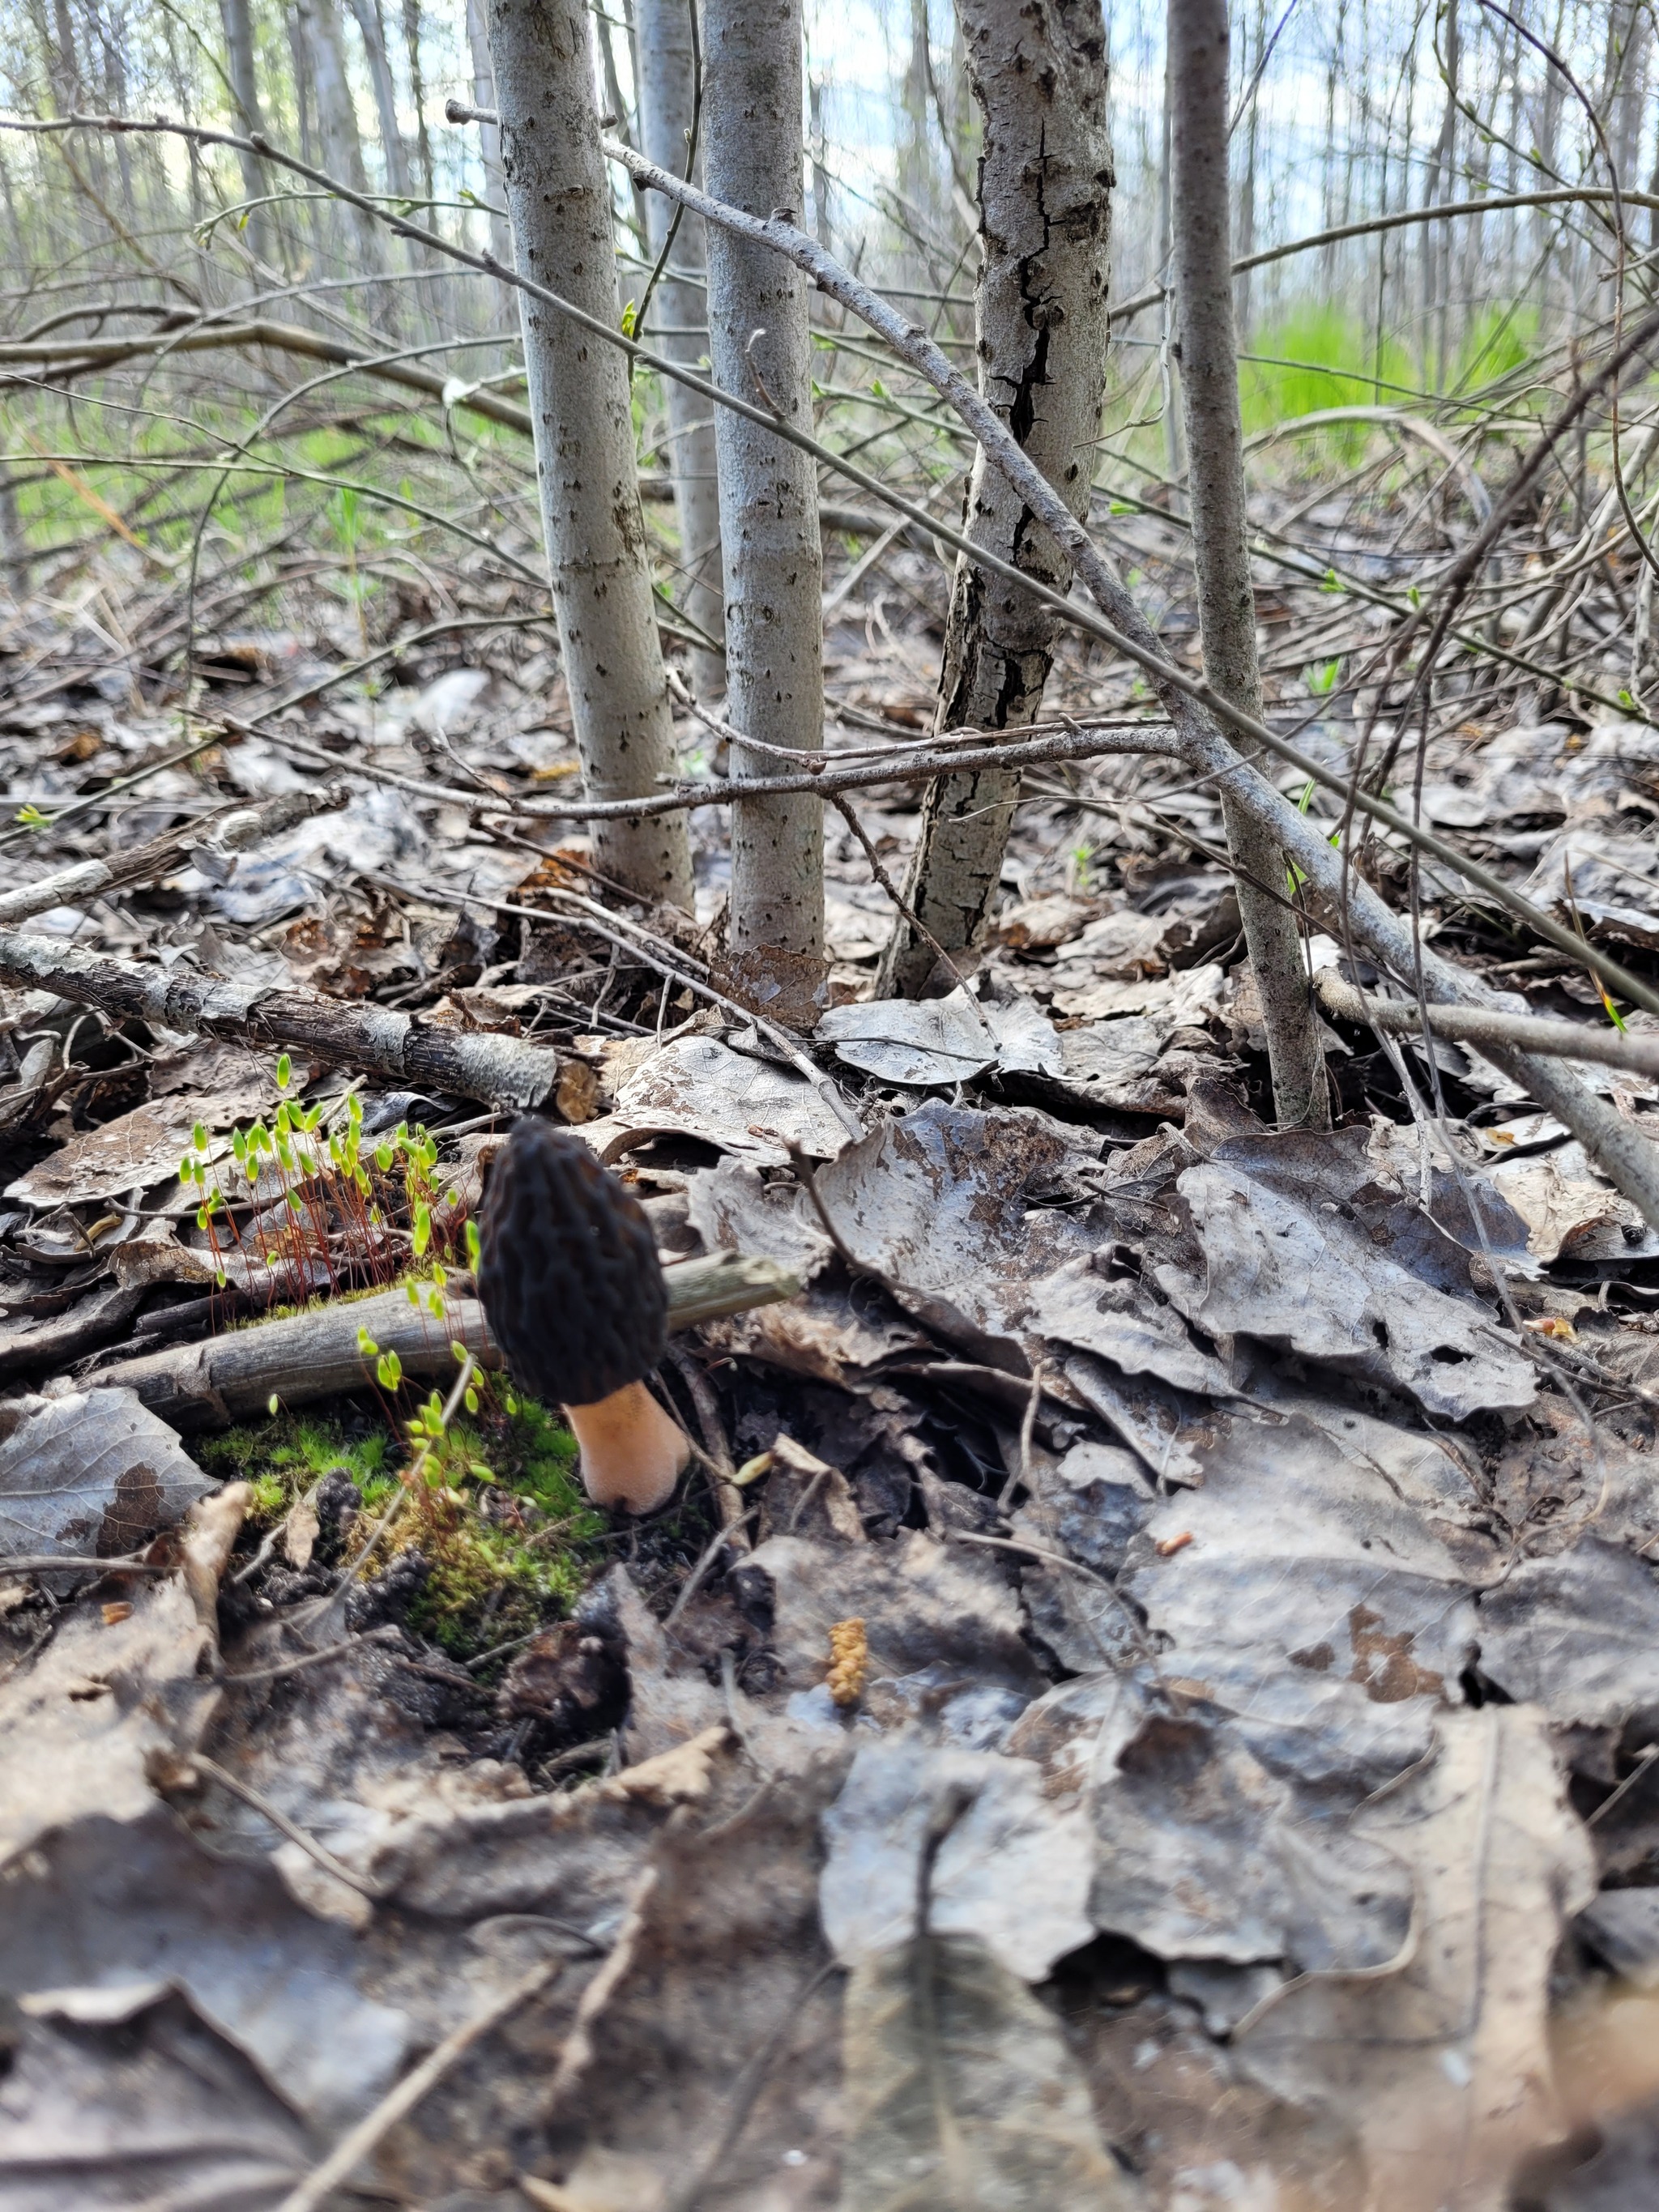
476;1116;667;1408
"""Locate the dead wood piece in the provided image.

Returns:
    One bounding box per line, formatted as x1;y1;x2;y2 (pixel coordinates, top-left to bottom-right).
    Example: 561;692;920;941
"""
0;927;561;1110
1314;970;1659;1082
0;787;348;931
76;1252;799;1430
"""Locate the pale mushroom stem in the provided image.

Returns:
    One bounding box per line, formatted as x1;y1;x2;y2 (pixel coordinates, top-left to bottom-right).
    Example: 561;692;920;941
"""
565;1381;691;1513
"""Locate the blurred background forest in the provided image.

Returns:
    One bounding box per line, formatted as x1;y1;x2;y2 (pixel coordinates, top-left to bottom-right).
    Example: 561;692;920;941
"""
0;0;1647;699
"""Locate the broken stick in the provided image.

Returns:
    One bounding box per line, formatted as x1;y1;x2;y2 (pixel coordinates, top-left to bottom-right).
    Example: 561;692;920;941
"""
0;786;348;928
75;1251;797;1429
0;926;561;1110
1315;969;1659;1083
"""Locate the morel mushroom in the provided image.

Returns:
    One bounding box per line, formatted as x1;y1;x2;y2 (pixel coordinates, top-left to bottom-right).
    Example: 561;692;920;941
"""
477;1118;689;1513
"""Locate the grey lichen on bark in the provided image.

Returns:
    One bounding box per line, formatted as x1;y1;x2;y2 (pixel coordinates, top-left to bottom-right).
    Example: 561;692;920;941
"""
487;0;694;910
702;0;825;957
635;0;726;697
877;0;1112;999
1168;0;1328;1127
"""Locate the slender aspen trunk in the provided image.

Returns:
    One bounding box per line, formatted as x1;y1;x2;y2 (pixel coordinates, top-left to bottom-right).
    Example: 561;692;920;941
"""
402;0;435;203
488;0;694;910
1168;0;1328;1129
296;0;368;190
343;0;412;198
877;0;1111;997
463;0;515;308
295;0;384;273
217;0;278;266
635;0;726;696
702;0;825;956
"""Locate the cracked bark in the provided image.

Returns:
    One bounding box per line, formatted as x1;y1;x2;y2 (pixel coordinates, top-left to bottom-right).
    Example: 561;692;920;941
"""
1169;0;1328;1127
635;0;725;696
877;0;1112;999
702;0;825;957
488;0;694;910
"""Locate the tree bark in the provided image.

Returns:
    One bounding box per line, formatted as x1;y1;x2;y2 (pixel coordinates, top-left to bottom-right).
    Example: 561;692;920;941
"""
217;0;278;265
1168;0;1328;1129
878;0;1112;997
462;0;515;309
702;0;825;957
488;0;695;909
343;0;412;198
634;0;725;696
293;0;384;271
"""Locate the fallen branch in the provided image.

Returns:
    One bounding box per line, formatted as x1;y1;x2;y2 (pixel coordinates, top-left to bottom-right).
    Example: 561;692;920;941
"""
0;927;562;1110
75;1252;800;1429
256;714;1175;823
0;318;536;438
0;786;346;929
1315;969;1659;1081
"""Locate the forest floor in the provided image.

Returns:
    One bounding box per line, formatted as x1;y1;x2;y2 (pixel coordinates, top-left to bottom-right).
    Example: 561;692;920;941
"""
4;467;1659;2212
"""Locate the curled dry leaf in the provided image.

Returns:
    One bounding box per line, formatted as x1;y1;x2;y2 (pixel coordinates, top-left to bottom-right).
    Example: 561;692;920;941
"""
1157;1154;1536;1420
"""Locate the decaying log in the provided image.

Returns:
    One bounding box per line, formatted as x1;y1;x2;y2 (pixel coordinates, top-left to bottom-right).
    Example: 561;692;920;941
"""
0;928;561;1110
75;1251;798;1429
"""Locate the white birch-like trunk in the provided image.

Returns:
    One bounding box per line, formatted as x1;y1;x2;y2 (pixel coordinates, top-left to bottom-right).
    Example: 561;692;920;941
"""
877;0;1111;997
702;0;825;957
488;0;694;910
1168;0;1328;1129
635;0;725;696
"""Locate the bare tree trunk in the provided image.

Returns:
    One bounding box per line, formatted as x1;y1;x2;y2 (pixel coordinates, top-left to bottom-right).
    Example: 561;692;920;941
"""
295;0;368;190
635;0;726;696
401;0;435;203
295;0;385;273
287;7;317;166
463;0;515;309
1169;0;1328;1130
217;0;278;266
877;0;1111;997
488;0;695;910
343;0;412;198
702;0;825;957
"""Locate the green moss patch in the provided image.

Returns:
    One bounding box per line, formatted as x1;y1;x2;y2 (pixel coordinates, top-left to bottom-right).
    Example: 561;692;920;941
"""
196;1392;608;1660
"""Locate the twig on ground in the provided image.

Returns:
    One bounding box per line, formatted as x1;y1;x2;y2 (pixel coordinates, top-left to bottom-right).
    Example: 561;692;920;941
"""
542;1858;660;2112
164;1750;383;1898
275;1950;576;2212
1315;969;1659;1080
667;1346;749;1547
662;1510;760;1633
0;786;347;929
997;1361;1047;1511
